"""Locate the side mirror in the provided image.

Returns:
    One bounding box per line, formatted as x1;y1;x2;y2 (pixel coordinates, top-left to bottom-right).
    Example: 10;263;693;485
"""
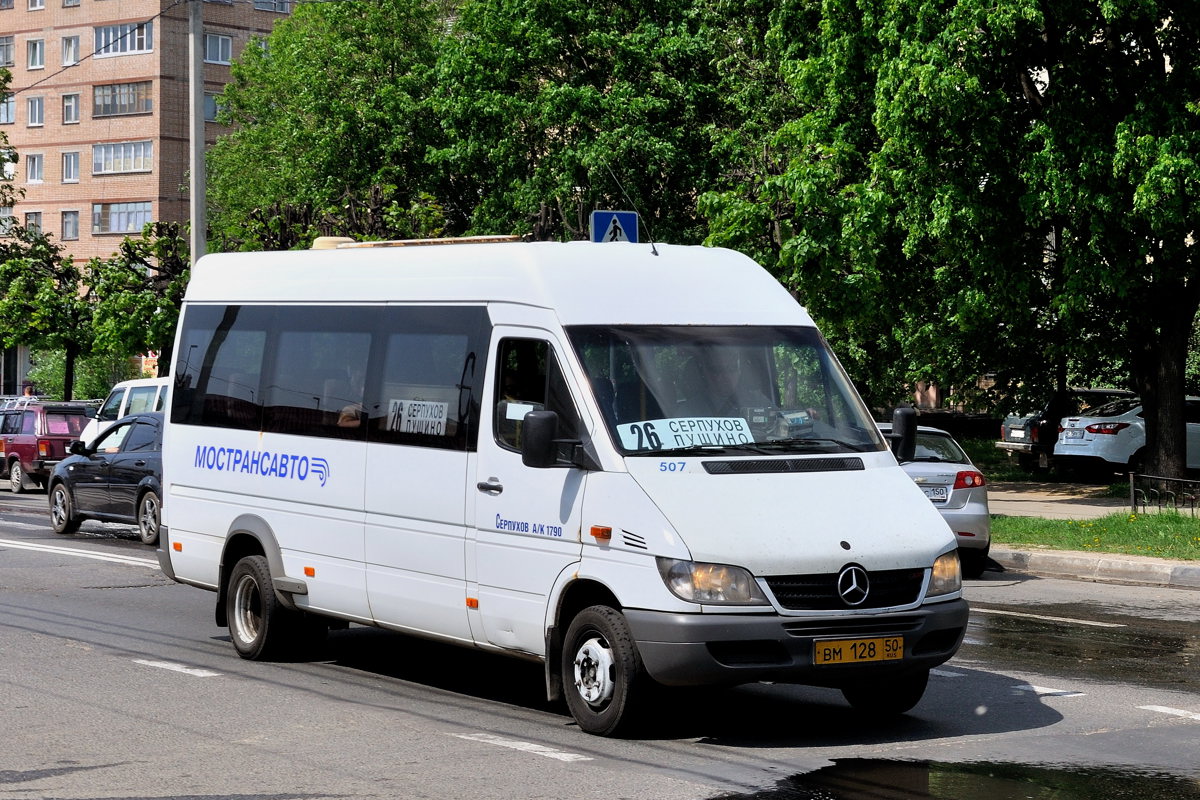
890;406;917;463
84;407;97;419
68;440;89;456
521;410;560;468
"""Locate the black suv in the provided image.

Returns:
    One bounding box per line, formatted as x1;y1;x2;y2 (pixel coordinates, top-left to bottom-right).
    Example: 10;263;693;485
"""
996;388;1134;470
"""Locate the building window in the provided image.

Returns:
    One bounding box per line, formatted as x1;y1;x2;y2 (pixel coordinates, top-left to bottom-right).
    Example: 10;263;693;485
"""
26;97;43;126
61;210;78;240
62;36;79;66
93;201;152;234
0;37;13;68
28;39;44;69
95;22;152;56
0;0;13;10
24;212;41;232
0;95;13;125
93;141;153;174
253;0;289;11
62;93;79;124
25;153;43;183
204;92;222;121
63;0;80;6
28;0;43;9
93;81;152;117
62;151;78;182
204;33;231;64
0;207;13;235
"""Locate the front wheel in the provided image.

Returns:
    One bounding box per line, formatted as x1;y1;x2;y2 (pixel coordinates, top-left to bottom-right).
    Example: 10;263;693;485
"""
561;605;649;736
49;484;81;534
137;490;161;545
842;669;929;716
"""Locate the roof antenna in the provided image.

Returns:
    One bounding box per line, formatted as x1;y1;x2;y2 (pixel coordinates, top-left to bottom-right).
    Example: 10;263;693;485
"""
604;163;658;256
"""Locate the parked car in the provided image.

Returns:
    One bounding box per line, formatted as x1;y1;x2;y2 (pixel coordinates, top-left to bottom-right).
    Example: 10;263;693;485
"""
79;376;170;445
882;423;991;579
1;401;91;493
47;412;164;545
1054;396;1200;477
996;387;1134;470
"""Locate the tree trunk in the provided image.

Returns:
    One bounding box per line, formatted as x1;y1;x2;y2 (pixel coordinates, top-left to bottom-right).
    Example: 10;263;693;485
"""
62;342;78;401
1133;289;1196;480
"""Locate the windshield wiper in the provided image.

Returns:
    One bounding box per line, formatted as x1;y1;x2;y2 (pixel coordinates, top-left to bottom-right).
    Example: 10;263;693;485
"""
756;438;872;453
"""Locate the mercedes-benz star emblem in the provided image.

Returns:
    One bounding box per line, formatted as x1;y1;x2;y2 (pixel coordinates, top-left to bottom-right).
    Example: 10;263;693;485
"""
837;565;870;607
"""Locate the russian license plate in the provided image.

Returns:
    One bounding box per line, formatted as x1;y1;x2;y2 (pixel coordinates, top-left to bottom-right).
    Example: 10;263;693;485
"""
1063;429;1084;439
814;636;904;665
1009;428;1025;439
922;486;948;501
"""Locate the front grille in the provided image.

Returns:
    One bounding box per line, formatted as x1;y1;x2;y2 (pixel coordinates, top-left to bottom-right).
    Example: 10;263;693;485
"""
764;568;925;610
703;457;864;474
782;616;925;638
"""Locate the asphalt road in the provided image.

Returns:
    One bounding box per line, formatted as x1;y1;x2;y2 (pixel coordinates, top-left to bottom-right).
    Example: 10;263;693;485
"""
1;491;1198;799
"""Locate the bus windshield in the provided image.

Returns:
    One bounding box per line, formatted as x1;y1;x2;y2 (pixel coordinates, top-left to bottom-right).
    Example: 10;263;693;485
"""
567;325;887;456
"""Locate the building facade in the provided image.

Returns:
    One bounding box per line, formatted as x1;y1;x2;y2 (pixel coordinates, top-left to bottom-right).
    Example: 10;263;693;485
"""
0;0;289;262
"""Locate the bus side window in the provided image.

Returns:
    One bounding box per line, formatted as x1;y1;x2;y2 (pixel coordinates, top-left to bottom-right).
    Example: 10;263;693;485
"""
494;338;581;452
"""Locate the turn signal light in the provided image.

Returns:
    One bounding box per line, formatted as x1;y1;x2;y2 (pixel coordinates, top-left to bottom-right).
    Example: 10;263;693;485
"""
590;525;612;541
172;542;182;552
1085;422;1131;435
953;471;986;489
466;597;479;609
303;566;315;577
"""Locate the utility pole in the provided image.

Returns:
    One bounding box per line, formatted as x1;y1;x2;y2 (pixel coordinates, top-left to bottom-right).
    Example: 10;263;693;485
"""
188;0;206;265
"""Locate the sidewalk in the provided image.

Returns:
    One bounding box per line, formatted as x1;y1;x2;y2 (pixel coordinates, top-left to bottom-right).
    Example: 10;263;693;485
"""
986;482;1200;590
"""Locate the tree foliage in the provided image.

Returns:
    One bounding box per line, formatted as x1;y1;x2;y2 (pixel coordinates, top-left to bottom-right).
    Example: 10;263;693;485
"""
702;0;1200;475
207;0;446;250
431;0;725;241
88;221;191;376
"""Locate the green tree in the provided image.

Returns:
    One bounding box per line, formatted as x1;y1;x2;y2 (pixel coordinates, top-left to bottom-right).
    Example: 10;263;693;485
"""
207;0;445;250
0;227;94;400
88;222;190;376
432;0;725;241
26;348;142;401
704;0;1200;475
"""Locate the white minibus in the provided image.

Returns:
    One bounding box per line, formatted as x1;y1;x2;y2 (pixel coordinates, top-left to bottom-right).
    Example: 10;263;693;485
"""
158;238;967;736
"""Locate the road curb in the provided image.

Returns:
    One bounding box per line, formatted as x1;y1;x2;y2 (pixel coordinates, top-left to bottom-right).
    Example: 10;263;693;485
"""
992;546;1200;590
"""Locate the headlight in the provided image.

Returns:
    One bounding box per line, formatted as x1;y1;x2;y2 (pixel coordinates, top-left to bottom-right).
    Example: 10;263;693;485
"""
927;550;962;597
656;558;769;605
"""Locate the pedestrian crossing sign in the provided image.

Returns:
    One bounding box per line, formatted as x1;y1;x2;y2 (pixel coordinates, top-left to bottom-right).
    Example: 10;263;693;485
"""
590;210;639;243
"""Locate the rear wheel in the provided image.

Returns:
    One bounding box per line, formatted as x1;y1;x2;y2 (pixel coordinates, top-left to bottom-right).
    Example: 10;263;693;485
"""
842;669;929;715
136;490;161;545
9;461;27;494
561;605;648;736
49;484;81;534
226;554;326;660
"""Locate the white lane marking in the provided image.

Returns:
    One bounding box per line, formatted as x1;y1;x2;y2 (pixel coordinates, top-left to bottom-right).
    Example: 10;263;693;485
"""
973;607;1125;628
0;537;158;568
451;733;593;762
931;669;965;678
134;659;221;678
1139;705;1200;721
1014;684;1085;697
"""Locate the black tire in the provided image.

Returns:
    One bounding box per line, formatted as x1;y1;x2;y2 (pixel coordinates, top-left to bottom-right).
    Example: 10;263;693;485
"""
226;554;296;660
136;490;161;545
960;545;990;580
9;460;27;494
49;483;81;534
561;605;648;736
841;669;929;715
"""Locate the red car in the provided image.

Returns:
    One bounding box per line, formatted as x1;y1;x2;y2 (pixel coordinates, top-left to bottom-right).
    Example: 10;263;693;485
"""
1;401;91;493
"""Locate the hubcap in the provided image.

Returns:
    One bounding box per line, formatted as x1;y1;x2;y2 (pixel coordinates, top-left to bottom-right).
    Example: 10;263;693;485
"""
10;464;21;491
232;574;263;645
52;489;67;526
573;635;616;707
140;497;158;539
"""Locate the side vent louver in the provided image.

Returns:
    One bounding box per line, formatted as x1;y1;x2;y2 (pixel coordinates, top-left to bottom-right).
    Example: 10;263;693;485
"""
621;530;648;550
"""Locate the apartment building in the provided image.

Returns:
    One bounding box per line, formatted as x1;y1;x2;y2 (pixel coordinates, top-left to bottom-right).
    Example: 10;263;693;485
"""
0;0;289;263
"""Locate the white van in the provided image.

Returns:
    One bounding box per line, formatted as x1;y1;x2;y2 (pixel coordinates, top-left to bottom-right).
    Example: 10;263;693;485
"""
158;238;966;735
81;376;170;444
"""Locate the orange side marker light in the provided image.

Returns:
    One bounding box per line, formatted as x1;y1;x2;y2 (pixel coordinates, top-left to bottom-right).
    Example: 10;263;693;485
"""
466;597;479;609
590;526;612;541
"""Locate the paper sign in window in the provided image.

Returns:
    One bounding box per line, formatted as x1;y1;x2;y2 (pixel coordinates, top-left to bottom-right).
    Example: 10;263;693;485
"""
387;399;449;436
